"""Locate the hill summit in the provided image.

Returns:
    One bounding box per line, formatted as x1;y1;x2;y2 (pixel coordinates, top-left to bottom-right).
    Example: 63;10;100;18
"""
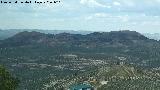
0;30;149;47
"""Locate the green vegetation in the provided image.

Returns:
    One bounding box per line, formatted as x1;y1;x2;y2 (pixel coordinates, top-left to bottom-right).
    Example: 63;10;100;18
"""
0;65;19;90
96;65;160;90
0;30;160;89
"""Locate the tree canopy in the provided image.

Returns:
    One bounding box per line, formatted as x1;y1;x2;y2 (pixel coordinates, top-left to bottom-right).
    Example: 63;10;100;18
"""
0;65;19;90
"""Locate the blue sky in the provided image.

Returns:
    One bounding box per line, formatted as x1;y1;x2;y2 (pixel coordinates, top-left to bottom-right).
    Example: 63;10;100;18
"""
0;0;160;33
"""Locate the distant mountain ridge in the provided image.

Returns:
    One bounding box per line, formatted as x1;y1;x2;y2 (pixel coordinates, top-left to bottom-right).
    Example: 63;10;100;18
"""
1;29;159;41
0;29;93;40
0;30;150;47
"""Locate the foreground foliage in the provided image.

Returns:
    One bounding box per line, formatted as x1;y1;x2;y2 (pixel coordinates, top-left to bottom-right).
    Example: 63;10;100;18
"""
0;65;19;90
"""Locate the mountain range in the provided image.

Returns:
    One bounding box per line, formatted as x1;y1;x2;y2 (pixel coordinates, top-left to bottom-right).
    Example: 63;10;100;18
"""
0;29;92;40
0;30;150;47
1;30;160;90
1;29;160;41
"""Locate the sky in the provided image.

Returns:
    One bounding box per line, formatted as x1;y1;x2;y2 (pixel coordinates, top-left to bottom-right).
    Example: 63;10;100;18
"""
0;0;160;33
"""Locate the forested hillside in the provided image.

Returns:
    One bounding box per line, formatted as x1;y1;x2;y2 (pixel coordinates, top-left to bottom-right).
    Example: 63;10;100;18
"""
1;30;160;89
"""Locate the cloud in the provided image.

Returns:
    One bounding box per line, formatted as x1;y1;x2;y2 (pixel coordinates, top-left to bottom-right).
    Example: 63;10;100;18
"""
94;13;110;17
118;15;129;22
113;1;121;6
85;13;110;20
122;0;135;7
80;0;110;8
1;0;160;33
84;13;131;24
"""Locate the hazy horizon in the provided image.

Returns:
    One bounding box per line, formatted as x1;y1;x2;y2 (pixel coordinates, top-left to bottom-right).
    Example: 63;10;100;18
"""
1;29;160;34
